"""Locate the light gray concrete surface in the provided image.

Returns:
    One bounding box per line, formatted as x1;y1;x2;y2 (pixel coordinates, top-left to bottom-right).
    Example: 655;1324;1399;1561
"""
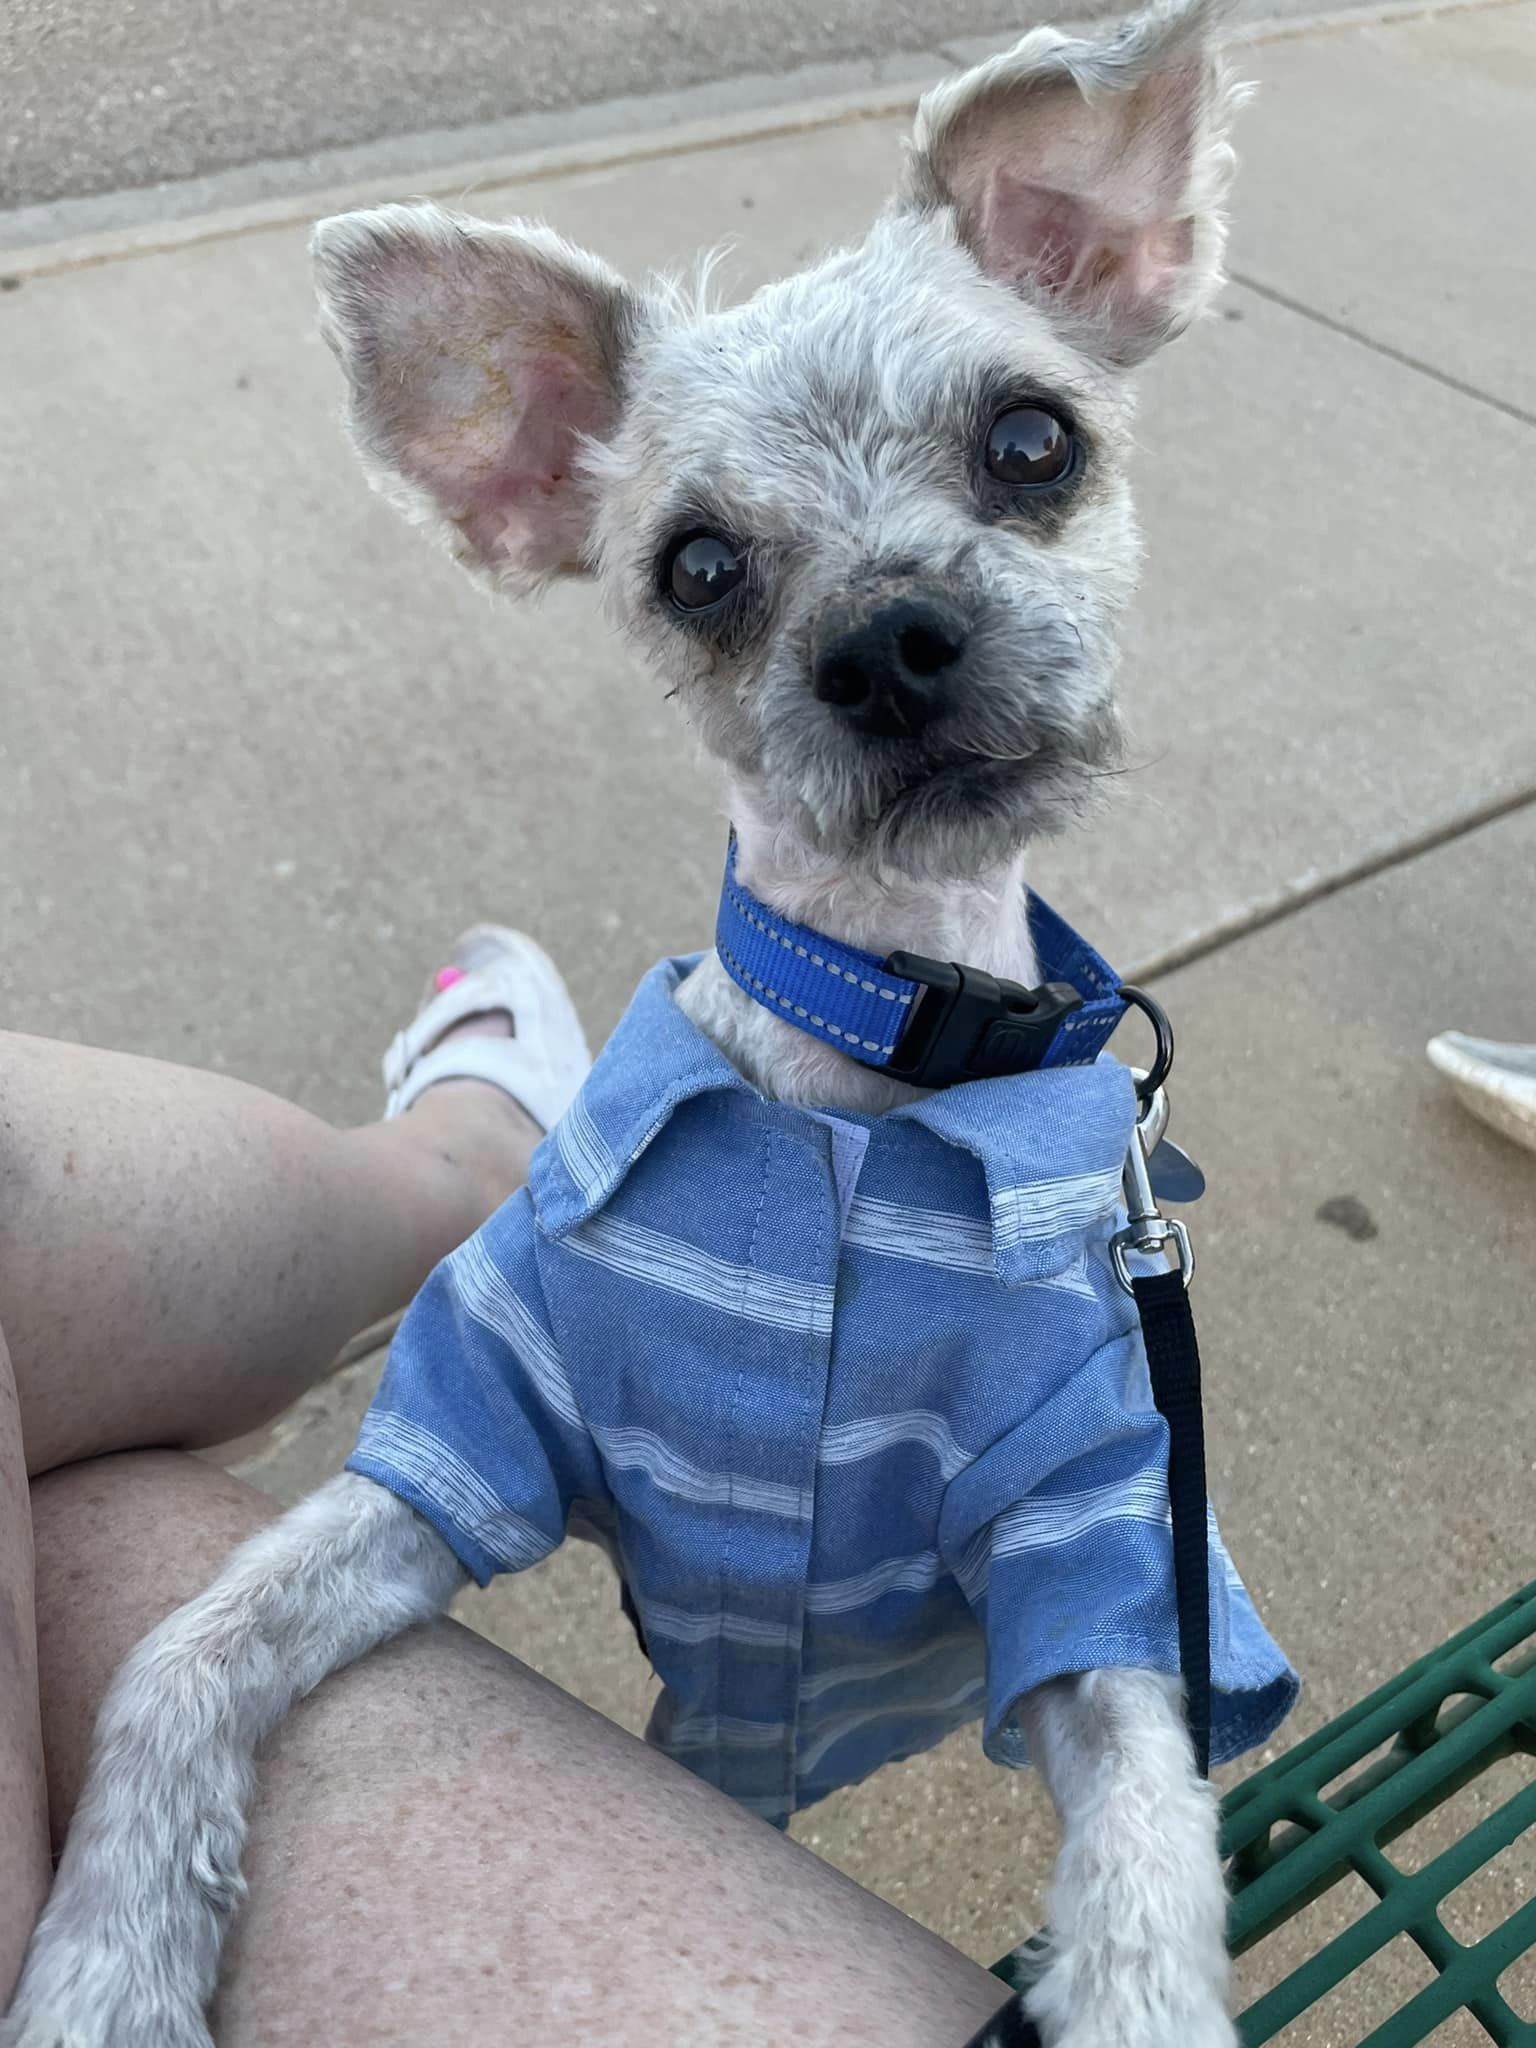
1;0;1397;214
5;2;1536;2033
1229;1;1536;421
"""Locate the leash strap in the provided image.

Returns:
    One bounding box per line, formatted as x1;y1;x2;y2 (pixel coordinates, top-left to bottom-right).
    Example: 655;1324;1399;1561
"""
1133;1265;1213;1777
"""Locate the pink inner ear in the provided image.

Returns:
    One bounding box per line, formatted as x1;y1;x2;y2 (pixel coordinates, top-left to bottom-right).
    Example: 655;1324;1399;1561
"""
447;351;611;578
396;321;615;581
977;171;1194;331
930;50;1209;356
974;169;1204;337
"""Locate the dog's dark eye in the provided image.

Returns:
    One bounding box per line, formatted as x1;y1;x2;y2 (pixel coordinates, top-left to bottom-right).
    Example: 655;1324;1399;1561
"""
666;532;747;612
984;406;1074;487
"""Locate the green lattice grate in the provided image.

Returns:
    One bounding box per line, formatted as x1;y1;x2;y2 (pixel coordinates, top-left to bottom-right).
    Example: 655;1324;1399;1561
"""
993;1582;1536;2045
1224;1580;1536;2044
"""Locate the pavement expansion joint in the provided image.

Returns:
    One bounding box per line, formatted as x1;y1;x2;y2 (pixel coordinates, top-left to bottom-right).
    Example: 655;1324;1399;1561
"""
1130;783;1536;982
1230;272;1536;434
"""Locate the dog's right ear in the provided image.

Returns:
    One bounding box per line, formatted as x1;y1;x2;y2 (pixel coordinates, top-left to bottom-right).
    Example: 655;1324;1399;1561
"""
906;0;1241;365
312;203;638;591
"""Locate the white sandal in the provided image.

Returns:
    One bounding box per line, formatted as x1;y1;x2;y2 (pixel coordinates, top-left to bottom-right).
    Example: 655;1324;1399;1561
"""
382;925;592;1132
1426;1031;1536;1156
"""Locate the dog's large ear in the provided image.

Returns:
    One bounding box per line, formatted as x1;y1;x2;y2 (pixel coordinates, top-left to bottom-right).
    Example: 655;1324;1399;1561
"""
907;0;1241;364
312;202;638;589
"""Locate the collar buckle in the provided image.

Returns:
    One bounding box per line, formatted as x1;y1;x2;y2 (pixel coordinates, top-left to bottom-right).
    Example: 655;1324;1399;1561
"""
881;953;1084;1089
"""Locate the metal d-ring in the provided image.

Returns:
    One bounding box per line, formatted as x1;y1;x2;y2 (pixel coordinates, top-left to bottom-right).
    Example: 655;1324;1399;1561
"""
1116;984;1175;1106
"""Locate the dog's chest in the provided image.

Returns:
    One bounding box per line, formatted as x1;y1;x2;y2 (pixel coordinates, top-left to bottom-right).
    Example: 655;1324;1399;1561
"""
561;1093;1120;1550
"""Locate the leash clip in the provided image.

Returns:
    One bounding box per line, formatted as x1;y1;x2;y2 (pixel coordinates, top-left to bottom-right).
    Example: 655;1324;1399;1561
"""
1111;1086;1196;1294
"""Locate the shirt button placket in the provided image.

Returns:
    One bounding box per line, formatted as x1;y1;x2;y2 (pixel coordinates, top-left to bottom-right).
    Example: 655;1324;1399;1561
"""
720;1122;843;1822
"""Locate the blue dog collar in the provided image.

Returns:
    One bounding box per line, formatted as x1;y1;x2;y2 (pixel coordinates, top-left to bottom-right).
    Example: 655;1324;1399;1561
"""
714;839;1128;1088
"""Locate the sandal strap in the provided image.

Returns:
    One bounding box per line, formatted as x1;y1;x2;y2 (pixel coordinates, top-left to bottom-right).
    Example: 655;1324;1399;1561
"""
382;928;592;1134
383;969;515;1094
385;1037;556;1126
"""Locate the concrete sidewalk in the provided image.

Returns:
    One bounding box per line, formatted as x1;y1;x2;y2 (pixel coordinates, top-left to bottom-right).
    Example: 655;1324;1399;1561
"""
3;0;1534;2027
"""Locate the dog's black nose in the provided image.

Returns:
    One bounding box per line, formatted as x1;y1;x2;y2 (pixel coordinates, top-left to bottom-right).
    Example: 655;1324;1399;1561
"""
812;592;969;739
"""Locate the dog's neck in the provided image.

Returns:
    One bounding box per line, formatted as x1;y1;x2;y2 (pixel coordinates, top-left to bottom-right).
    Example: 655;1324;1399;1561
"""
675;803;1038;1113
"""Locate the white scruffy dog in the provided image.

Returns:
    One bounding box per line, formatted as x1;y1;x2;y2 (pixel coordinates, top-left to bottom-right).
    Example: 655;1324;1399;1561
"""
2;5;1287;2044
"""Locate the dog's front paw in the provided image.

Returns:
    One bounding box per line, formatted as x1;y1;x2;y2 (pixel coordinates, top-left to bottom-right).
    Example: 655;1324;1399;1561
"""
1025;1949;1237;2048
0;1935;213;2048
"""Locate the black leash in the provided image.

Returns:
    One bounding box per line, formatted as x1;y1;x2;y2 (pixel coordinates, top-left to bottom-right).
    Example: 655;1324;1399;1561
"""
1108;992;1211;1776
1134;1264;1212;1777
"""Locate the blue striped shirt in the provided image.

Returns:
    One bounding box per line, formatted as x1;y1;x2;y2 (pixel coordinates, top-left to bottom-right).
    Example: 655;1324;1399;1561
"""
349;955;1297;1823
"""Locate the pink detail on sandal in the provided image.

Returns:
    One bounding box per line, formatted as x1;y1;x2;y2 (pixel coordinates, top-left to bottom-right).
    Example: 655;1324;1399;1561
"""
435;965;468;992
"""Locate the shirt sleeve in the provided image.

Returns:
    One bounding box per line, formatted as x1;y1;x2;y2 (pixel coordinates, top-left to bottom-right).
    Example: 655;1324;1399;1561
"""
346;1188;604;1587
938;1325;1183;1765
938;1325;1299;1770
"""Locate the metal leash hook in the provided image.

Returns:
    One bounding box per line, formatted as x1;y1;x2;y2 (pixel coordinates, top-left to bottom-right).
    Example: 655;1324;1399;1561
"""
1110;984;1194;1294
1110;1083;1195;1294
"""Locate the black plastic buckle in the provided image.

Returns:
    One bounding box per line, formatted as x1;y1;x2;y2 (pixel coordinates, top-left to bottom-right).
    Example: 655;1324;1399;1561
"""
881;953;1083;1089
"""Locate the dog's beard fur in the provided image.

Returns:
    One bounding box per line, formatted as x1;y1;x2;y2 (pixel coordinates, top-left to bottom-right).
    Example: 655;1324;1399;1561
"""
749;598;1126;878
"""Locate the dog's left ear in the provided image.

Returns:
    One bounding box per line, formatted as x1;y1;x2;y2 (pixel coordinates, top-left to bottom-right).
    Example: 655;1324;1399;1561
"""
907;0;1242;364
311;202;639;590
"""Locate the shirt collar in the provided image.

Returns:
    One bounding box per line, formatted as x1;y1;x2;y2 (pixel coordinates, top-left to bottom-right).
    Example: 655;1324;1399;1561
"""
531;955;1136;1284
532;956;749;1236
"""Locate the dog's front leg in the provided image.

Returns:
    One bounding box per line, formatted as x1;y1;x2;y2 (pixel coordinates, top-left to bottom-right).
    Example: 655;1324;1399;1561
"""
1010;1669;1234;2048
1;1473;464;2048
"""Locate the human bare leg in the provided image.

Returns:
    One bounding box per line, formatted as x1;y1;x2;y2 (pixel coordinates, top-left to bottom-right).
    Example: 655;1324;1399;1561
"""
0;929;583;2012
26;1453;1010;2047
0;1019;539;1478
